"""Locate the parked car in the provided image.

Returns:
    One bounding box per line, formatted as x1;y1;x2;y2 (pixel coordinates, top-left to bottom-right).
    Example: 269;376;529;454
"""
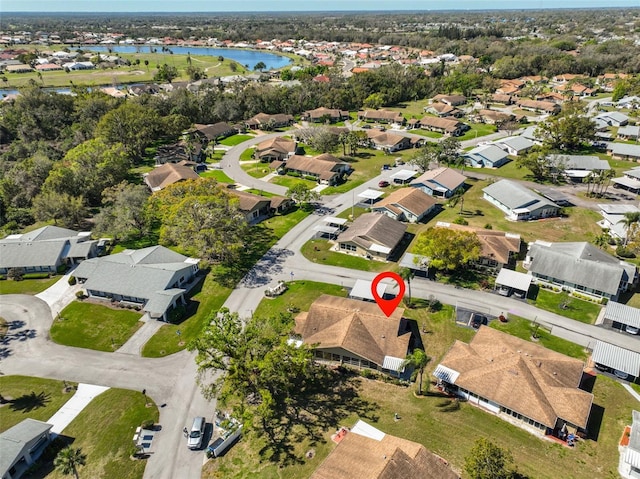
497;287;511;297
378;180;390;187
374;125;386;131
470;313;488;329
625;325;640;335
187;416;206;450
513;290;527;299
362;124;372;129
381;164;391;170
614;369;630;380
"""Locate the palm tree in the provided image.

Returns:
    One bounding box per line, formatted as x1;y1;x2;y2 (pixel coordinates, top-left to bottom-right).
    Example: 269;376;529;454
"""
619;211;640;246
401;349;430;395
399;267;415;306
54;447;86;479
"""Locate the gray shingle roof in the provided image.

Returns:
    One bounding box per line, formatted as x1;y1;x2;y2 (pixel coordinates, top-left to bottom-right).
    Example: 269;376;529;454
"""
483;179;557;211
528;241;635;296
548;154;610;171
604;301;640;328
0;239;68;269
609;143;640;158
1;419;52;476
464;144;508;164
497;136;535;152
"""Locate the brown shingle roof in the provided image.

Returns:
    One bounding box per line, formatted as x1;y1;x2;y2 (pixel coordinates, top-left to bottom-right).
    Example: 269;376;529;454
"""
411;167;466;192
285;154;348;177
374;188;437;218
144;163;200;191
435;222;520;264
366;130;408;147
337;213;407;252
255;137;296;156
304;107;349;120
226;189;271;213
419;116;463;132
295;295;409;366
358;109;404;122
311;427;459;479
438;327;593;429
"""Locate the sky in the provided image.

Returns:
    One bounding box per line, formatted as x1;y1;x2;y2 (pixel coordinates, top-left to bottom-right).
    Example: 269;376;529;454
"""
2;0;639;13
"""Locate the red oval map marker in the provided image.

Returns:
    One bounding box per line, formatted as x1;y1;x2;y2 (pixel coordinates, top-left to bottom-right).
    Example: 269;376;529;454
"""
371;271;405;317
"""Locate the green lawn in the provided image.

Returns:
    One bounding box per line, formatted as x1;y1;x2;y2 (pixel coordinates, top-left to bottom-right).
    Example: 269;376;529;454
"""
412;178;603;245
479;158;529;180
456;123;498;141
0;376;77;432
335;206;369;220
218;134;255;146
253;280;348;319
45;388;159;479
529;289;602;324
301;239;394;273
490;315;588;359
51;302;144;351
262;207;311;239
241;161;272;178
0;276;60;295
411;129;444;139
206;298;629;479
199;169;235;183
240;147;256;161
270;175;317;190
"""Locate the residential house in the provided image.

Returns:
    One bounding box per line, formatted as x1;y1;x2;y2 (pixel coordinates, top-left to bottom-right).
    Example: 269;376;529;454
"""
301;107;350;123
254;137;297;162
72;245;200;321
432;94;467;106
483;179;560;221
336;212;407;261
491;93;514;105
424;102;462;118
283;153;350;185
366;130;412;152
618;96;640;110
608;143;640;162
372;188;438;223
618;125;640;141
592;341;640;381
189;122;236;143
144;162;200;192
418;117;468;136
520;125;543;144
494;136;535;156
245;113;294;130
1;419;53;479
357;109;405;125
435;221;521;270
496;79;524;95
463;144;510;168
524;240;637;301
310;420;459;479
601;301;640;334
597;73;629;92
471;109;514;125
620;411;640;479
294;295;411;374
597;203;640;241
595;111;629;128
547;154;611;182
434;327;593;437
226;189;272;223
612;168;640;193
516;99;560;115
0;226;98;275
410;167;466;198
5;64;33;73
154;142;202;164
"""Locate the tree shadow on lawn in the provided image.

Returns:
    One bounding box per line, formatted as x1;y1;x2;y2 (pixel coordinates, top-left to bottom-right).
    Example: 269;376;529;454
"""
9;391;51;412
258;366;379;465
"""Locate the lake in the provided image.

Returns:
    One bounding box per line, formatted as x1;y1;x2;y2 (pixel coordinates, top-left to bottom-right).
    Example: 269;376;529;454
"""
88;45;292;71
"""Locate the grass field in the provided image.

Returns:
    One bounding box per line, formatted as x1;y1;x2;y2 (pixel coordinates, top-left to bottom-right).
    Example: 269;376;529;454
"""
253;280;348;319
270;175;317;190
51;301;143;351
0;276;60;295
205;297;630;479
199;169;235;183
530;289;602;324
241;161;272;178
0;376;77;432
261;207;311;239
44;388;159;479
218;135;255;146
300;239;394;273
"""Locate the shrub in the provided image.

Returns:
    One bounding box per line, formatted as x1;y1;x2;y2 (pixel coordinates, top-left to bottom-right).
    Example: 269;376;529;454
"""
483;223;492;230
141;419;155;429
75;290;85;299
7;267;24;281
68;276;77;286
616;245;636;258
288;171;301;178
453;217;469;225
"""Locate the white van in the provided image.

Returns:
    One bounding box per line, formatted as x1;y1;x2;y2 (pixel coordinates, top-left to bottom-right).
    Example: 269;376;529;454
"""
187;416;205;450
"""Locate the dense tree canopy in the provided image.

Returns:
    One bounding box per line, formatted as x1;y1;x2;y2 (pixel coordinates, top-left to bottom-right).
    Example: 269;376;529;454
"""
413;227;482;271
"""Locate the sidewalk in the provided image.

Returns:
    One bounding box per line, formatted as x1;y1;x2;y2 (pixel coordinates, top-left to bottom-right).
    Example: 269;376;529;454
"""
116;315;165;355
47;383;110;435
623;384;640;404
35;269;81;318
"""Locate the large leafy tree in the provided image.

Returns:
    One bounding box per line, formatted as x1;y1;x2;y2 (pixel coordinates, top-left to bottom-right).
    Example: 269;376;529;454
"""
32;191;86;228
413;227;482;271
54;446;86;479
286;182;320;204
95;102;162;161
152;178;250;264
516;147;551;181
93;182;151;241
153;63;179;83
464;438;516;479
535;104;596;151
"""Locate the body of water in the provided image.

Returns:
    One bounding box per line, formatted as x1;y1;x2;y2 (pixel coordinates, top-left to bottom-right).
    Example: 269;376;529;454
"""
88;45;292;71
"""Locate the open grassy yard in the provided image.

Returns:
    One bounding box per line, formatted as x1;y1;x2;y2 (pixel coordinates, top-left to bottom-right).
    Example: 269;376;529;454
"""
253;280;348;319
205;299;630;479
51;301;143;351
410;129;444;139
241;160;272;178
240;147;256;161
199;169;235;183
456;123;498;141
0;276;60;295
301;239;394;273
0;376;77;432
270;175;317;190
44;388;159;479
529;289;602;324
413;177;603;245
261;206;311;239
218;134;255;146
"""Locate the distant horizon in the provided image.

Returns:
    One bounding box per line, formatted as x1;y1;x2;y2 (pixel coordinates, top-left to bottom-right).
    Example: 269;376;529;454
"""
2;0;639;14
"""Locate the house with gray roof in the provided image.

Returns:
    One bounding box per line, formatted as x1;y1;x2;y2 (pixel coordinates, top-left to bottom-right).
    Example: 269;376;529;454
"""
494;136;535;156
595;111;629;127
410;167;466;198
608;143;640;162
463;144;510;168
597;203;640;240
612;167;640;193
602;301;640;334
524;240;637;301
547;154;610;181
483;180;560;221
0;226;98;275
1;419;53;479
72;245;200;321
618;125;640;141
620;410;640;479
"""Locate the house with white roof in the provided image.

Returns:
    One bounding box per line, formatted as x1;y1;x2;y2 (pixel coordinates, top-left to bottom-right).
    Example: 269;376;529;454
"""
608;143;640;162
410;167;466;198
618;125;640;141
72;245;200;321
463;144;510;168
620;411;640;479
547;154;610;181
483;179;560;221
595;111;629;127
524;240;637;301
597;203;640;240
494;136;535;156
1;419;53;479
612;167;640;193
601;301;640;334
